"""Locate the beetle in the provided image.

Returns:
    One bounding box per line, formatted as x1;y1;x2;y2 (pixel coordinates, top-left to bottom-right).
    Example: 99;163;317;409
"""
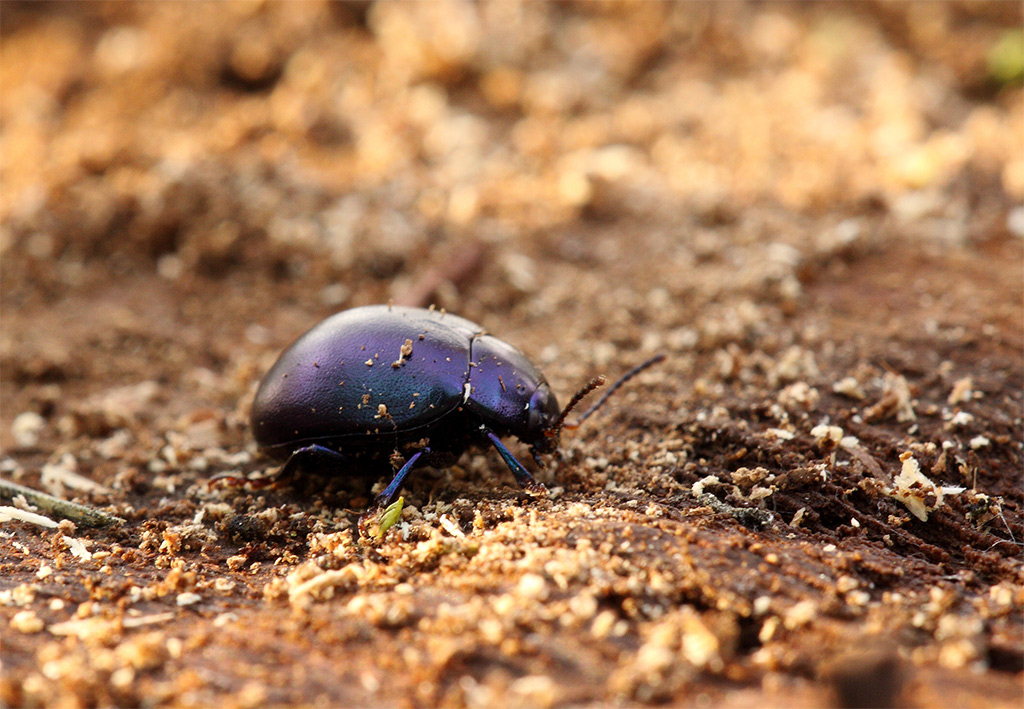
243;304;662;519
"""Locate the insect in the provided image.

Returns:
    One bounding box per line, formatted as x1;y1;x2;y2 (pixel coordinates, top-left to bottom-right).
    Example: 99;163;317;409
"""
244;305;662;519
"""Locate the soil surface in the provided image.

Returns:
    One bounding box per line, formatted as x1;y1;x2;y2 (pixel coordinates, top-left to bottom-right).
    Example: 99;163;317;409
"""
2;3;1022;707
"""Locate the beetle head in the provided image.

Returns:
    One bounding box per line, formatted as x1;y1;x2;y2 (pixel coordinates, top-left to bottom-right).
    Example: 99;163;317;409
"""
522;382;563;453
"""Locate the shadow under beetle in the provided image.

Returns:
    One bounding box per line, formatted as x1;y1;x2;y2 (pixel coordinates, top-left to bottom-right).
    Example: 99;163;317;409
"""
242;305;662;521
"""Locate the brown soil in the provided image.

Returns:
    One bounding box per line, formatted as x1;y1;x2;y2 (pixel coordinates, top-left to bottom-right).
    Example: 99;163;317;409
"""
2;2;1022;707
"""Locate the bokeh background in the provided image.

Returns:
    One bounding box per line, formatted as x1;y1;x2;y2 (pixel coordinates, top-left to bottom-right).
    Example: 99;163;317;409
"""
2;2;1022;707
3;2;1021;304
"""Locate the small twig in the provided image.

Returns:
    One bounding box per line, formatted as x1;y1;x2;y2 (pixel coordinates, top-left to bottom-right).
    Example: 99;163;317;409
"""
0;477;125;528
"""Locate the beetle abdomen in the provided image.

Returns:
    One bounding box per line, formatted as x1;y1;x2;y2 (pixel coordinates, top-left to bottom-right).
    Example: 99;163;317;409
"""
251;306;481;452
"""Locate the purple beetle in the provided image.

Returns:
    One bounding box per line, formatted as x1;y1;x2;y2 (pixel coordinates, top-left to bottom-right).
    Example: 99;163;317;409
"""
244;305;661;515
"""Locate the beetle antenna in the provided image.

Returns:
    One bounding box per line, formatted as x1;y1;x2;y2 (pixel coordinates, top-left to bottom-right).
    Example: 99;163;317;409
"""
544;376;606;438
564;354;665;429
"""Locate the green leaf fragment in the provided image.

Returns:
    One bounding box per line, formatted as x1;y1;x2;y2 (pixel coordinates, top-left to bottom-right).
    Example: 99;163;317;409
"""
376;496;405;539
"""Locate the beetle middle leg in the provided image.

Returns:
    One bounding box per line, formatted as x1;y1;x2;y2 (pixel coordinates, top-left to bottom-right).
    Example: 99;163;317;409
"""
357;447;431;537
373;447;430;509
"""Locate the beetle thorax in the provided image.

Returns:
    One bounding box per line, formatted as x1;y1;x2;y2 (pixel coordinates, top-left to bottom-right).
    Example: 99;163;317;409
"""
464;334;560;446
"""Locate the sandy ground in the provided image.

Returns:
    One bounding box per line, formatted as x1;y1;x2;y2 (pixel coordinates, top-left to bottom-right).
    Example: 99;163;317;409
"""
1;2;1022;706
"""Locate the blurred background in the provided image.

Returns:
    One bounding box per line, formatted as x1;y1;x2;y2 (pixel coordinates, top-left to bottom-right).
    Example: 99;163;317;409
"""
2;1;1020;289
2;0;1021;443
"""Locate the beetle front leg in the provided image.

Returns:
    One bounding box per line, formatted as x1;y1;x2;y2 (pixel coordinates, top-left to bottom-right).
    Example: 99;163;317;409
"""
530;447;550;471
483;429;548;496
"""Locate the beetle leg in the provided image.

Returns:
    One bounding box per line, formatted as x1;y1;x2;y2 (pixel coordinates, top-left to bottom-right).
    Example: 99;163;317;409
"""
210;444;347;489
358;448;427;538
276;444;348;480
484;430;548;496
373;448;427;509
530;447;549;471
